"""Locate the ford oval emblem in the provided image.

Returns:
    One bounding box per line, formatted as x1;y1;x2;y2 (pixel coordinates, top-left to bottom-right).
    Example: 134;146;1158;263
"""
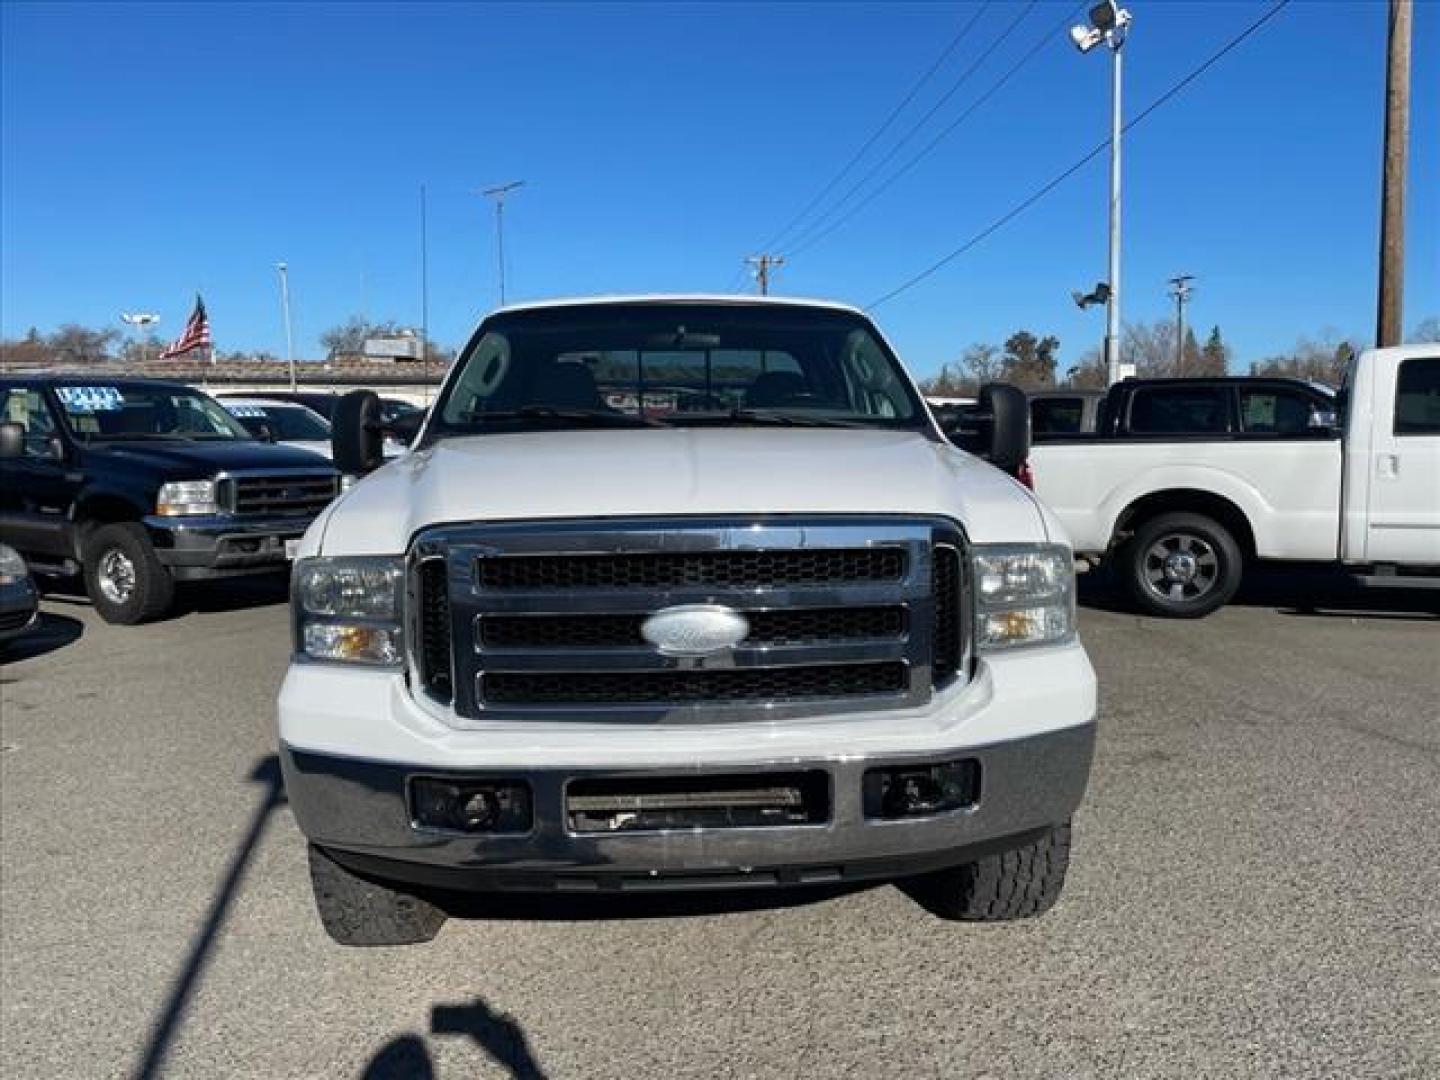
641;604;750;657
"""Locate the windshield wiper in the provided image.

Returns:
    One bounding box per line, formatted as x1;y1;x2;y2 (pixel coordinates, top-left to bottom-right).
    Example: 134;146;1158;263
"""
460;406;667;428
712;408;870;429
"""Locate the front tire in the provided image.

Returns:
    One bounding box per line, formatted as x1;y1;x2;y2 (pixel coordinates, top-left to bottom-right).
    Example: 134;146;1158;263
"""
1121;512;1243;618
307;845;447;947
912;822;1073;921
82;523;175;624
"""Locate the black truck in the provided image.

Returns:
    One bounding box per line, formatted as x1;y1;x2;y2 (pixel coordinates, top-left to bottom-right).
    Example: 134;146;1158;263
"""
0;376;339;624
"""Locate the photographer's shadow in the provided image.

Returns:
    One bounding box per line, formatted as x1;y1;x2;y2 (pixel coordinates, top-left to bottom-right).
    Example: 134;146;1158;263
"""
362;998;547;1080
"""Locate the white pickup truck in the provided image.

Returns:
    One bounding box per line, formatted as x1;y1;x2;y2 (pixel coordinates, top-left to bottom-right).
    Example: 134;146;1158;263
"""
278;296;1097;945
1029;346;1440;616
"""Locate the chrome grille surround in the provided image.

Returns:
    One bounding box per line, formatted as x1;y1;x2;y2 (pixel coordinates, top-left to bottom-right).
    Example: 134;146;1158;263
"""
408;516;969;726
216;468;339;517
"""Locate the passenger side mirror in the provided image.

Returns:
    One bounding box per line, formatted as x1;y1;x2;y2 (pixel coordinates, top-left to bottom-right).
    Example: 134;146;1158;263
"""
386;410;423;447
0;422;22;460
940;384;1031;479
332;390;385;476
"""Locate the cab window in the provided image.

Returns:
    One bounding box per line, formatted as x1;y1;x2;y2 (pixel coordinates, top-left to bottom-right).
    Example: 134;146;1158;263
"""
1239;388;1326;435
1128;386;1231;435
1394;357;1440;435
1;387;60;458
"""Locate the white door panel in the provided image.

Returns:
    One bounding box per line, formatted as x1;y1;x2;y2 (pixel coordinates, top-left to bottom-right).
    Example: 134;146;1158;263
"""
1365;355;1440;564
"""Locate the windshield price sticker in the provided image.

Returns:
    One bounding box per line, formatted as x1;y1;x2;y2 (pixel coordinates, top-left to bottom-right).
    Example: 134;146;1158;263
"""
55;386;125;412
224;404;268;419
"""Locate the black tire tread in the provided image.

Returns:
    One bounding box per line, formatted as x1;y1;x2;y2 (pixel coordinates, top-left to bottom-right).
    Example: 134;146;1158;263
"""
918;821;1072;921
307;844;446;947
82;522;175;625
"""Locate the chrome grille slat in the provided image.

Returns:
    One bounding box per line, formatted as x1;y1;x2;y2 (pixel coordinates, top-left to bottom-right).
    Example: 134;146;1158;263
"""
222;469;338;516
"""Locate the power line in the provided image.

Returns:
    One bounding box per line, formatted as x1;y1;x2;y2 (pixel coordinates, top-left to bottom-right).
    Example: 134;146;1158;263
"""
757;2;994;255
781;1;1039;256
867;0;1292;310
788;2;1084;259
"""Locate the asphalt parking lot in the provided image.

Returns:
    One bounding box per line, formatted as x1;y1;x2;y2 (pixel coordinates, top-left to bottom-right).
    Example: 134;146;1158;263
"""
2;575;1437;1079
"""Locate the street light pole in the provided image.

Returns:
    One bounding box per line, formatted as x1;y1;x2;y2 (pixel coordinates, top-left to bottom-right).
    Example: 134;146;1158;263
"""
1167;274;1195;372
481;181;525;307
276;262;296;392
1106;38;1124;387
1070;2;1133;387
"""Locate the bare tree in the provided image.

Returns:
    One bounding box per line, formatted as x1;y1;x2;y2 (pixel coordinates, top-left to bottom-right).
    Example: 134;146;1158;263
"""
47;324;120;364
1408;315;1440;344
1250;330;1362;387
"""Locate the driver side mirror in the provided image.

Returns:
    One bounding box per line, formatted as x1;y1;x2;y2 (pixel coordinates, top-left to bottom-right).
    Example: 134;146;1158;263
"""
0;422;22;460
332;390;385;476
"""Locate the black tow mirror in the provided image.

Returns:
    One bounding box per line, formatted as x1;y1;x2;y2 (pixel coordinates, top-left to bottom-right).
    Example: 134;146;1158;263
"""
0;422;22;460
332;390;385;476
941;383;1030;479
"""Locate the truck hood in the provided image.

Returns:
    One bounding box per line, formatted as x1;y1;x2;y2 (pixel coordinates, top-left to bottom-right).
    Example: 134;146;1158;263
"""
87;440;333;476
316;428;1050;555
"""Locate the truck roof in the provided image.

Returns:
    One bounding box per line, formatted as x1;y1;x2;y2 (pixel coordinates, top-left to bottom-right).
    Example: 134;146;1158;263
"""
491;294;867;317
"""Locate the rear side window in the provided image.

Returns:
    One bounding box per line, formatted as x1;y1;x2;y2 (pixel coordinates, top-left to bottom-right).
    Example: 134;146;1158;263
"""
1128;387;1231;435
1031;397;1084;434
1239;388;1325;435
1395;357;1440;435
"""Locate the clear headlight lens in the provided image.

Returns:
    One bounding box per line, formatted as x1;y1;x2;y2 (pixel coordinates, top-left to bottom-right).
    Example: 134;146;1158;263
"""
0;543;28;585
155;480;218;517
294;556;404;665
973;544;1075;651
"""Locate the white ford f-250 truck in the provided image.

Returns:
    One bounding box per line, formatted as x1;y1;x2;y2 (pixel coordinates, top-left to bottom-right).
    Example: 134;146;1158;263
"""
279;296;1097;946
1029;346;1440;617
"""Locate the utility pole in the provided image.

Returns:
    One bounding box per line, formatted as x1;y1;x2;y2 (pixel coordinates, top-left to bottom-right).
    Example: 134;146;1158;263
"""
276;262;296;392
1377;0;1411;348
746;253;785;296
1167;274;1195;372
481;181;525;307
420;183;431;401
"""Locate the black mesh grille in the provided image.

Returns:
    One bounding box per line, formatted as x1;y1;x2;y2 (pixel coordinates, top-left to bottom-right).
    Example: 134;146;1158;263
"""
418;559;452;701
482;662;907;707
229;474;337;516
480;606;907;650
932;545;961;685
477;548;906;591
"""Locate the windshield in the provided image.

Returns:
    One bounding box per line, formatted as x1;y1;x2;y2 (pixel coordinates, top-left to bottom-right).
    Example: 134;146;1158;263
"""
225;402;331;441
54;383;249;441
434;303;925;435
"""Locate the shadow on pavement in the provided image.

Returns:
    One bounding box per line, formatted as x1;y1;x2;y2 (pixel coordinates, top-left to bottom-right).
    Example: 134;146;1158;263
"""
362;998;549;1080
133;755;286;1080
1078;564;1438;621
173;572;291;615
0;612;85;667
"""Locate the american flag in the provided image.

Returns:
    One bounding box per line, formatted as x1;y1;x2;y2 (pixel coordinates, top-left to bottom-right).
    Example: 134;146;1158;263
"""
160;294;212;359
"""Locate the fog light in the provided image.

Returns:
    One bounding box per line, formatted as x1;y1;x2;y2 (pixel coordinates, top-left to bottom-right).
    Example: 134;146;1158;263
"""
863;760;980;820
410;778;532;834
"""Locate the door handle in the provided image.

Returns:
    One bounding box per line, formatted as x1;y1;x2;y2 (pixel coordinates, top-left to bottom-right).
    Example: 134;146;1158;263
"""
1376;453;1400;480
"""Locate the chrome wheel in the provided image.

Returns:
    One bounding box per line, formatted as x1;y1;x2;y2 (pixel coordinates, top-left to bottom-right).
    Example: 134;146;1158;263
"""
97;548;137;605
1141;532;1219;604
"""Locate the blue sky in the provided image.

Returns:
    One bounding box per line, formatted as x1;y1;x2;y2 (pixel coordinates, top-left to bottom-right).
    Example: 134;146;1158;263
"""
2;1;1436;377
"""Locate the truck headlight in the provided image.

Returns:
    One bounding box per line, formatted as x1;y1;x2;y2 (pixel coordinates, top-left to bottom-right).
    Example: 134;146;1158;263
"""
972;544;1075;651
155;480;218;517
294;556;404;664
0;543;28;585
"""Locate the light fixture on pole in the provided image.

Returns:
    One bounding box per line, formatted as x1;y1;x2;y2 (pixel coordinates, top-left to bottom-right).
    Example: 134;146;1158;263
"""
480;181;525;307
119;311;159;365
1069;1;1133;387
276;262;297;392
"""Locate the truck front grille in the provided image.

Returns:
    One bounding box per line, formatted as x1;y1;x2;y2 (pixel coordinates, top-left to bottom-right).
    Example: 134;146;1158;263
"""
482;662;908;707
224;472;338;516
409;517;968;722
477;548;906;591
480;606;907;651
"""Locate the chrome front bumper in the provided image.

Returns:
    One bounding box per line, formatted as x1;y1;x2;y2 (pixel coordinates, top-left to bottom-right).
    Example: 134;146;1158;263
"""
280;720;1095;892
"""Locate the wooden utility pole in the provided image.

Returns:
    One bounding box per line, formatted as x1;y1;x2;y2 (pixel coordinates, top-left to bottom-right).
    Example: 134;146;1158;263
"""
1377;0;1411;348
746;253;785;295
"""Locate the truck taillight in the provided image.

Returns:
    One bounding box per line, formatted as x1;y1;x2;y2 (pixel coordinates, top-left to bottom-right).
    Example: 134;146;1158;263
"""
1017;461;1034;490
